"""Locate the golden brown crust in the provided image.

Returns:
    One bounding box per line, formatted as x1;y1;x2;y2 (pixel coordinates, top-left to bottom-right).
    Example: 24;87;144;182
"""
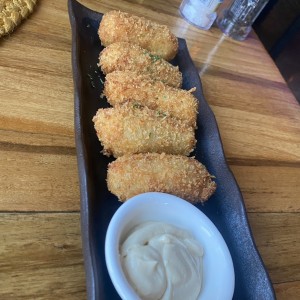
98;42;182;88
107;153;216;203
104;71;198;127
92;102;196;157
98;10;178;61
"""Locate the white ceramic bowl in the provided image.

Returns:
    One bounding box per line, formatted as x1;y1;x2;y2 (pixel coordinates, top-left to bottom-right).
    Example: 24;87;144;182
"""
105;192;235;300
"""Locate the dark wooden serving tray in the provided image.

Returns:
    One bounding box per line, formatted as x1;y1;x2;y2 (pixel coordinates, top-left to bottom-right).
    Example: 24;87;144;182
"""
68;0;275;299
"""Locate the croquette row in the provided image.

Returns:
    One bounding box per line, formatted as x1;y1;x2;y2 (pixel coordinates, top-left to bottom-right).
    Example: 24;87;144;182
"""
95;11;216;203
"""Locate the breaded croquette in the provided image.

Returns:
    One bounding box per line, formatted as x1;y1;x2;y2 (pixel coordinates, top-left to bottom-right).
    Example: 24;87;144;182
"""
107;153;216;203
98;42;182;88
104;71;198;127
92;103;196;157
98;10;178;61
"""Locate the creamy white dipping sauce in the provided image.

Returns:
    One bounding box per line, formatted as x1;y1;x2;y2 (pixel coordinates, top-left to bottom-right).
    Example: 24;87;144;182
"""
120;221;204;300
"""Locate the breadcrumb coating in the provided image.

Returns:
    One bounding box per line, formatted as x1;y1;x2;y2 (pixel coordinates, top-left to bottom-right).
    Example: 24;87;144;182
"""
98;10;178;61
107;153;216;203
92;103;196;157
104;71;198;127
98;42;182;88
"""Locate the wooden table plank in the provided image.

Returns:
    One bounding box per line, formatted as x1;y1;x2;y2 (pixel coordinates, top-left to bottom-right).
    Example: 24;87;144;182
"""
232;165;300;213
0;1;73;139
212;105;300;163
0;129;74;148
0;146;79;211
1;144;299;214
0;213;86;300
201;69;299;122
274;281;300;300
249;212;300;283
1;212;299;299
0;65;74;137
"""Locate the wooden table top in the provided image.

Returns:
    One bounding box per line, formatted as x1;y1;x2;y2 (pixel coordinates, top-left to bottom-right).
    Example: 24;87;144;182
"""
0;0;299;299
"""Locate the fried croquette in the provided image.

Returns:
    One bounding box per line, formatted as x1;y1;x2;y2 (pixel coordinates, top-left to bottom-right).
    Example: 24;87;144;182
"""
98;10;178;61
107;153;216;203
104;71;198;127
92;103;196;157
98;42;182;88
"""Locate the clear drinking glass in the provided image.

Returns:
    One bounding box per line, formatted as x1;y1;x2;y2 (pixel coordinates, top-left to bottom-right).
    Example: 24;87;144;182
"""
217;0;270;41
180;0;223;30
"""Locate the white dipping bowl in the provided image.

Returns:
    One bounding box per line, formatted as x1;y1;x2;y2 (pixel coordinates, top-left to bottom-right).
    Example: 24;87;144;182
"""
105;192;235;300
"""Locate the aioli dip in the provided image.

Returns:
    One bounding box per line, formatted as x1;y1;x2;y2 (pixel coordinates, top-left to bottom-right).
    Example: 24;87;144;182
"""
120;221;204;300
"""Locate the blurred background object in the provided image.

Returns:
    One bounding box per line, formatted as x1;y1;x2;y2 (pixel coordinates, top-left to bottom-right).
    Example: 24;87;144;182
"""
217;0;270;41
253;0;300;103
180;0;223;30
